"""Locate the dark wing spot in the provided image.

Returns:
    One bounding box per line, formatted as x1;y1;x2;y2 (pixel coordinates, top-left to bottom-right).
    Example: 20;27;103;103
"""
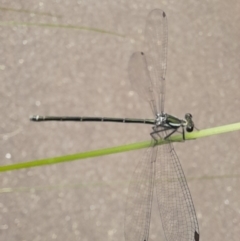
194;231;200;241
163;11;166;17
141;52;144;55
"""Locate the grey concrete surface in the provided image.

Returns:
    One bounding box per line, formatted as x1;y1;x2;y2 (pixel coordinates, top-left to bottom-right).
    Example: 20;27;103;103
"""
0;1;239;240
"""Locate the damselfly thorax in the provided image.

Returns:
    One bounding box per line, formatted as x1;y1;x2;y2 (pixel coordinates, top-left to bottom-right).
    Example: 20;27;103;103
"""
152;112;194;140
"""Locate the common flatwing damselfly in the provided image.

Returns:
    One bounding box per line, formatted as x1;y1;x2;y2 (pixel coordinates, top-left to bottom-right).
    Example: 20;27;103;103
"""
30;9;200;241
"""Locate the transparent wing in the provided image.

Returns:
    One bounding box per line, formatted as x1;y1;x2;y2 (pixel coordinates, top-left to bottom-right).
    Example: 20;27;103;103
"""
128;52;157;115
145;9;168;113
155;143;200;241
125;147;157;241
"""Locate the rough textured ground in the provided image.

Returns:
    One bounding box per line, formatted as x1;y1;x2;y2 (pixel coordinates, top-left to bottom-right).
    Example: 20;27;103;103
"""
0;1;239;240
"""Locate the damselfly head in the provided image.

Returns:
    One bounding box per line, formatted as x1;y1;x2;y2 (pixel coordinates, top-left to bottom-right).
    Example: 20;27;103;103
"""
185;113;194;132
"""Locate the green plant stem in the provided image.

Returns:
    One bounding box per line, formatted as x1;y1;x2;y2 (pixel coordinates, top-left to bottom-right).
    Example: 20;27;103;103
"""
0;122;239;172
0;21;124;37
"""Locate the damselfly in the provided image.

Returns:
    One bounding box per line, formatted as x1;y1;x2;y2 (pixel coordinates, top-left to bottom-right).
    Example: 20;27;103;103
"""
30;9;200;241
